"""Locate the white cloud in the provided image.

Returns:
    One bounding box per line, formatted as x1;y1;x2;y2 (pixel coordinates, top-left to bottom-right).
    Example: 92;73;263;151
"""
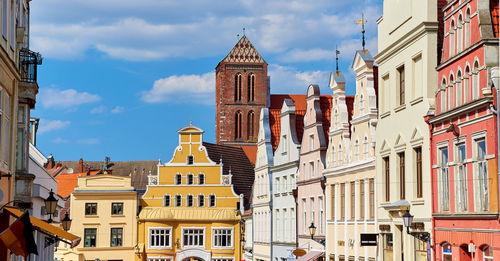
90;105;107;114
77;138;100;145
111;106;124;114
52;137;69;144
141;72;215;104
268;64;330;94
38;120;71;133
39;88;101;109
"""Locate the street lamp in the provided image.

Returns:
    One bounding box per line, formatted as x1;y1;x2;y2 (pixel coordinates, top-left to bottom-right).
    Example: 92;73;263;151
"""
402;209;430;242
308;222;317;239
45;189;58;223
61;212;72;232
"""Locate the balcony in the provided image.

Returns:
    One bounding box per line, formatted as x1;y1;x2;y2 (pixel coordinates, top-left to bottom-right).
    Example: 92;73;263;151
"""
18;48;43;108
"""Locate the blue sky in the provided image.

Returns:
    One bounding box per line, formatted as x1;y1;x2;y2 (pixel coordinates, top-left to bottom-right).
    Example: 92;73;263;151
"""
30;0;382;161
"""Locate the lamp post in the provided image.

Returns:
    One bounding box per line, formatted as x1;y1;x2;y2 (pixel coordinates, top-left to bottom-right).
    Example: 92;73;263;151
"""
308;222;317;240
61;212;72;232
44;189;57;223
402;210;430;242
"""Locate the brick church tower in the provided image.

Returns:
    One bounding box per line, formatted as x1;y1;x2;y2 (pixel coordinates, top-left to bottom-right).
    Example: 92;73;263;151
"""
215;36;269;147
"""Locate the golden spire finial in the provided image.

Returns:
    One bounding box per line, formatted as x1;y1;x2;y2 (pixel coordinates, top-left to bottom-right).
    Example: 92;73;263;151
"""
355;13;368;50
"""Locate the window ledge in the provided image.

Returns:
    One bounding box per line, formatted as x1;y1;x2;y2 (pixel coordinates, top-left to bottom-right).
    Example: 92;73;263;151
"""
394;104;406;112
380;111;391;119
111;214;125;217
85;215;99;218
410;97;423;106
411;199;425;205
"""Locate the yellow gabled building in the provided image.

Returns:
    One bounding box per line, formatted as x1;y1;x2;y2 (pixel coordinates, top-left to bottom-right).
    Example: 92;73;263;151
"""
137;125;248;261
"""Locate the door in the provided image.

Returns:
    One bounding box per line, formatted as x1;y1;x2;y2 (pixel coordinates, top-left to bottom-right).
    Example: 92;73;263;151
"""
459;245;472;261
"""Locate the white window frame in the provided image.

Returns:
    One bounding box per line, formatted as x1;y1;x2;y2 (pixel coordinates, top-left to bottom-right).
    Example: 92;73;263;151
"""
187;194;194;207
148;227;173;250
438;143;450;212
212;227;234;249
198;173;205;185
175;194;182;207
209;194;216;207
198;194;205;207
472;133;488;212
163;195;170;207
181;227;205;249
455;141;468;212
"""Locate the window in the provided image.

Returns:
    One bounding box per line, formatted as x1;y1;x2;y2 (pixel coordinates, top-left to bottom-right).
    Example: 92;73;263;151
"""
234;73;242;101
309;162;314;178
309;134;315;151
415;147;423;198
282;135;287;153
183;228;204;247
363;137;369;158
302;199;307;232
450;20;455;57
464;66;470;102
482;245;493;261
442;243;452;261
175;195;182;207
164;195;170;207
412;54;423;99
198;195;205;207
247;111;255;141
84;228;97;247
16;105;27;171
198;174;205;184
350;182;355;220
310;197;315;223
85;203;97;216
457;15;463;52
2;0;7;37
456;143;468;211
439;147;450;211
209;195;216;207
110;228;123;247
340;183;345;220
235;111;242;140
457;70;463;106
355;139;360;161
369;178;375;219
441;78;447;112
399;152;405;200
384;234;394;261
175;174;182;185
111;203;123;215
384;157;390;202
149;228;172;248
330;185;335;220
398;66;405;105
187;195;194;207
473;61;480;99
187;155;194;165
187;174;194;185
359;180;365;220
449;74;455;109
338;144;343;164
465;9;471;47
248;74;255;102
475;138;488;211
382;75;390;112
213;228;233;248
319;196;324;234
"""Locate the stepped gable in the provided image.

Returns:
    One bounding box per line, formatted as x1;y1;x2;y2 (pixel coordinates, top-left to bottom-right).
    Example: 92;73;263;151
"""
222;35;266;64
202;142;255;208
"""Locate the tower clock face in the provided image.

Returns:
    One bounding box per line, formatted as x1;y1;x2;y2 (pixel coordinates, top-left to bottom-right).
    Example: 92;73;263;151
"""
223;177;231;185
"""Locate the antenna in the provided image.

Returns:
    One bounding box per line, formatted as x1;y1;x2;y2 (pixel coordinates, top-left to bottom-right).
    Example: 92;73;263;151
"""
355;13;368;50
335;45;340;72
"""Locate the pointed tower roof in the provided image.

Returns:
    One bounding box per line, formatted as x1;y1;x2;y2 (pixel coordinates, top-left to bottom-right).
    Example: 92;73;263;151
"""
222;36;266;64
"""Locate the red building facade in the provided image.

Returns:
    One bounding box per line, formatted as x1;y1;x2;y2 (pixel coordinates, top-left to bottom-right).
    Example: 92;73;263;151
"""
430;0;499;261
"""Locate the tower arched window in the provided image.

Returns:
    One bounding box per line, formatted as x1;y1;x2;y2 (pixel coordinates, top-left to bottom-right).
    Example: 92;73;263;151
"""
465;8;471;47
247;110;255;141
457;70;463;106
450;20;455;57
247;74;255;102
235;111;242;140
473;60;480;99
235;73;242;102
457;14;463;52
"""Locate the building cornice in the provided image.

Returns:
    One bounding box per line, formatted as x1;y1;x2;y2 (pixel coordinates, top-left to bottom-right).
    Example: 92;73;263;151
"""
324;159;375;178
437;39;499;70
297;176;323;186
271;161;299;172
429;97;493;123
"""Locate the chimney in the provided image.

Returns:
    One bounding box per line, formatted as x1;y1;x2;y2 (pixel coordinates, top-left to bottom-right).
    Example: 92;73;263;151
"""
78;158;84;173
44;154;55;169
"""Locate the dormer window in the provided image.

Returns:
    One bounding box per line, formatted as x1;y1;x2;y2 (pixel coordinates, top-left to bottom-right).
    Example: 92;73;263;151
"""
187;155;194;165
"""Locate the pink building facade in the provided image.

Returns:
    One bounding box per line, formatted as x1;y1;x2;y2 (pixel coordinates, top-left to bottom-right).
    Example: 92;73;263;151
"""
429;0;499;260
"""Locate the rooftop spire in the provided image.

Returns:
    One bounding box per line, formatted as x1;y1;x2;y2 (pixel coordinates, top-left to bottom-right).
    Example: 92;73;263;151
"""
335;45;340;72
355;13;368;50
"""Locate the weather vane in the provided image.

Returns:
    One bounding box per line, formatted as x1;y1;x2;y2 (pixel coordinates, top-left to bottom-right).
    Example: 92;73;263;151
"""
355;13;368;50
335;45;340;72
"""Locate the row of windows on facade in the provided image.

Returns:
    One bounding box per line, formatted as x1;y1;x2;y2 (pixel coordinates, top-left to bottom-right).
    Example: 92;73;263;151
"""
234;73;256;103
438;59;482;114
328;136;372;167
380;233;428;261
301;196;325;235
437;136;488;212
447;6;474;59
255;173;296;197
441;243;493;261
163;194;217;207
253;210;270;242
234;110;255;141
1;0;23;51
273;207;296;243
148;227;234;249
174;173;205;185
328;178;376;222
84;202;124;216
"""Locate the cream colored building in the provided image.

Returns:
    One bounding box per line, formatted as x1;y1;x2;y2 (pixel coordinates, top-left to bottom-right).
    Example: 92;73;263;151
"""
324;50;378;261
374;0;439;260
56;175;138;261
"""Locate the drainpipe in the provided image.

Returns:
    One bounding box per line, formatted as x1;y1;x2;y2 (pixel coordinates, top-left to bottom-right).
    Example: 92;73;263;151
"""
490;67;500;217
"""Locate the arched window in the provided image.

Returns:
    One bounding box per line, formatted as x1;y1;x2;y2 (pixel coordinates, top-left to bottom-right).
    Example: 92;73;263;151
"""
457;70;463;106
187;173;194;185
175;194;182;207
457;14;463;52
235;111;242;140
331;145;336;166
364;136;369;158
234;73;242;102
473;60;480;99
464;66;470;102
164;195;170;207
450;20;456;57
465;8;471;47
441;78;447;112
482;245;493;261
175;174;182;185
198;173;205;185
338;144;343;163
187;194;194;207
449;74;455;109
355;139;360;161
247;73;255;102
247;110;255;141
442;243;452;261
334;109;339;125
198;194;205;207
187;155;194;165
359;94;365;114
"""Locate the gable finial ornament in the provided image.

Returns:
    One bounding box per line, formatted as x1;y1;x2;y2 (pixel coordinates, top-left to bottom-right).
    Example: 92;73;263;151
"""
335;45;340;72
355;13;368;51
243;27;246;36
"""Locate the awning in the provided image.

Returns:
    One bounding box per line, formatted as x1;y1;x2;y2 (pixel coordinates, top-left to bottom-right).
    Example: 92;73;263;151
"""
296;251;324;261
3;207;81;248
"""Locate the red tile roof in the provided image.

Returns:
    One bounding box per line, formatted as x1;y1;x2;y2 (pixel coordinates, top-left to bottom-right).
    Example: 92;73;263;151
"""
492;0;499;38
55;171;99;198
320;95;333;140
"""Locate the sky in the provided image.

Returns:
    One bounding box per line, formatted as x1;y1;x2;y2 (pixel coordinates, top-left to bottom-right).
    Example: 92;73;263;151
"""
30;0;382;162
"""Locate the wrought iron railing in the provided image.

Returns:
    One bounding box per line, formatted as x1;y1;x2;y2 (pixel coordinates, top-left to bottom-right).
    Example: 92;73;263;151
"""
19;48;42;83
